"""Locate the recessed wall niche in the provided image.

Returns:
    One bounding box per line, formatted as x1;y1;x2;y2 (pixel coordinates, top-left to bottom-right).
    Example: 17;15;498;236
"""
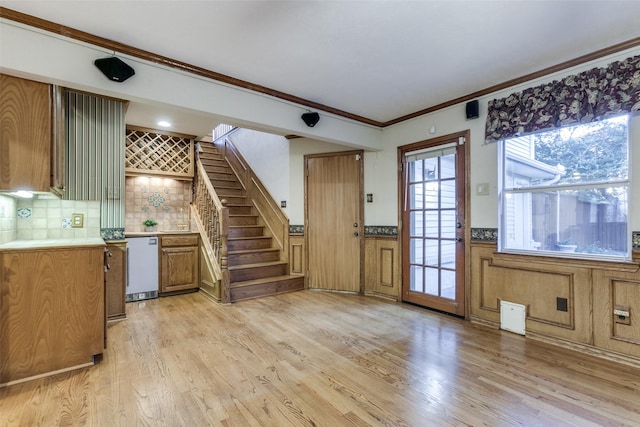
125;176;191;232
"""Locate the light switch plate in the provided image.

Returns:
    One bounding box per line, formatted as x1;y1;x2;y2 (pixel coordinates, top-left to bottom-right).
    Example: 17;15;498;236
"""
71;213;84;228
476;183;490;196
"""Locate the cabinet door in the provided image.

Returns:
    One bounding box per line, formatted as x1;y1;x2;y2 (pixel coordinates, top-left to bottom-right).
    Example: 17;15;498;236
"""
160;246;199;293
0;247;104;384
0;74;52;191
106;242;127;320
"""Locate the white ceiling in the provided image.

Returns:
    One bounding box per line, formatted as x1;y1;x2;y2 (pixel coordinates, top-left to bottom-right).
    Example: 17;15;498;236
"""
2;1;640;138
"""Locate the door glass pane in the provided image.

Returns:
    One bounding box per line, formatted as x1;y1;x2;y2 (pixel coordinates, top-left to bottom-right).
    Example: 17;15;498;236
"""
441;154;455;179
425;182;439;209
425;239;438;267
410;183;423;209
410;159;423;181
441;240;456;269
441;269;456;299
440;180;456;208
410;265;424;292
410;211;424;236
425;267;439;295
425;211;438;237
441;210;456;238
410;238;423;264
424;158;438;181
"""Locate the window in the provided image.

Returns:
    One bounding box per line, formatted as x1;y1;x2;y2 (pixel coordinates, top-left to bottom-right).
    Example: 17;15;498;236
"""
498;115;630;261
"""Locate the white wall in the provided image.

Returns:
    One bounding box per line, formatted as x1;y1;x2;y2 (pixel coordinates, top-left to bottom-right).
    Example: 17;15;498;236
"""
283;43;640;230
0;19;382;151
229;129;290;214
376;47;640;230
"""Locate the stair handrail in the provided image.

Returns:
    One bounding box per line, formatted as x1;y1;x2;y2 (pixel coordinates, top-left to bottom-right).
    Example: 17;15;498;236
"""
193;153;231;303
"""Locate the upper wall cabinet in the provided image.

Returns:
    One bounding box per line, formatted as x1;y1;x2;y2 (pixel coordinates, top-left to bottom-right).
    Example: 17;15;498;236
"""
0;74;52;192
125;126;195;179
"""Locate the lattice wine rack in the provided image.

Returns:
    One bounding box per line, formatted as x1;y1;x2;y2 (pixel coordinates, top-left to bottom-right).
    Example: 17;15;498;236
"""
125;126;195;178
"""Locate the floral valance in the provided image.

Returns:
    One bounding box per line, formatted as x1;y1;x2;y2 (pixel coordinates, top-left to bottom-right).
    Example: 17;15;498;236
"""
485;55;640;143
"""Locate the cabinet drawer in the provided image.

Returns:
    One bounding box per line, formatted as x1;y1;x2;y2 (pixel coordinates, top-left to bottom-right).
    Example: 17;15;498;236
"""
160;234;199;247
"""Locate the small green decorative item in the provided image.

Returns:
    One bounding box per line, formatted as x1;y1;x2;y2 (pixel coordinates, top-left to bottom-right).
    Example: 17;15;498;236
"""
143;219;158;232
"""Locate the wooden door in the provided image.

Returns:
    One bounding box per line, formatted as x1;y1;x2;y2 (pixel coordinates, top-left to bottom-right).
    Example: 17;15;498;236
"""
400;132;468;316
306;151;363;292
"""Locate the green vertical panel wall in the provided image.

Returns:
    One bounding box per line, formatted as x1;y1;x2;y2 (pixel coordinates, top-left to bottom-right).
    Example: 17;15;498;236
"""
65;90;125;231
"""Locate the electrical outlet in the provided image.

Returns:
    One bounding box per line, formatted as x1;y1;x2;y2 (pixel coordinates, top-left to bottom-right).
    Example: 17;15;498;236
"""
614;305;631;325
71;213;84;228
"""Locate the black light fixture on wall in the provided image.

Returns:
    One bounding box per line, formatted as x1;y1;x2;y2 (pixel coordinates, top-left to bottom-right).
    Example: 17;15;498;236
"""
301;111;320;127
94;56;135;82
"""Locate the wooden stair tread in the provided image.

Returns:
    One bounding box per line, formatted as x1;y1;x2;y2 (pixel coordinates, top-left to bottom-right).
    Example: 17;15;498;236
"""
228;261;288;271
228;248;278;255
231;275;303;288
228;235;271;241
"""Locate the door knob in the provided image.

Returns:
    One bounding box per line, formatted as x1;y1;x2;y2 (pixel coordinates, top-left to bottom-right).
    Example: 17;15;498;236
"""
353;231;359;237
456;222;462;229
353;223;358;227
455;236;462;242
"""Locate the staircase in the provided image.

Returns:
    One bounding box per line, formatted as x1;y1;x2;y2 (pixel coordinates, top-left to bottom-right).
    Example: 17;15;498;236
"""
197;142;304;302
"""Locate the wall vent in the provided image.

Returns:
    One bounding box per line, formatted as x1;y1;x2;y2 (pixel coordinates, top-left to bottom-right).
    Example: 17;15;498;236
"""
500;301;526;335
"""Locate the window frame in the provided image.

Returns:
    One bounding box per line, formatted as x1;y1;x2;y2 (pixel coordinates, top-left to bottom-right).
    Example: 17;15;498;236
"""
497;115;632;262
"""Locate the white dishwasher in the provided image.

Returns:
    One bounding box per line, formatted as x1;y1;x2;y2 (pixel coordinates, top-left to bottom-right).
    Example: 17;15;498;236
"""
126;236;159;302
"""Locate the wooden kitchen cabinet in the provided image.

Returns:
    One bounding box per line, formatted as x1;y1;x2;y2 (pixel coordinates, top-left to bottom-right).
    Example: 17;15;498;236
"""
0;74;52;192
0;245;104;385
159;234;200;295
105;241;127;321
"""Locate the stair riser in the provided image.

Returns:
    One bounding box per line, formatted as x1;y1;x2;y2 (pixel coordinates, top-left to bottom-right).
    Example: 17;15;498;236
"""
207;172;235;181
211;180;243;189
209;180;243;191
216;188;246;197
229;227;264;238
227;238;271;251
199;155;225;162
227;205;253;215
230;264;288;282
228;251;279;266
230;277;304;302
229;216;258;226
220;196;248;205
205;165;232;174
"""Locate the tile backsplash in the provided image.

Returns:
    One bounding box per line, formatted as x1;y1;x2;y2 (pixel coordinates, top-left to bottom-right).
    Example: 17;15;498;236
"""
0;193;102;243
125;176;191;232
0;194;18;244
15;195;101;240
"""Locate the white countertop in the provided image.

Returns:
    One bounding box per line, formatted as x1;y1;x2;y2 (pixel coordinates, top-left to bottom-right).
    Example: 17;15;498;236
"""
125;231;197;237
0;237;106;251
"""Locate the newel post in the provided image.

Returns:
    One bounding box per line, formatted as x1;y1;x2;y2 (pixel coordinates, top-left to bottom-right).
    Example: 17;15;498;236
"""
220;199;231;304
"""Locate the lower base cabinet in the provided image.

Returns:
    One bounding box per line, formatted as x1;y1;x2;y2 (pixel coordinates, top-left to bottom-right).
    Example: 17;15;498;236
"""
159;234;200;295
105;241;127;320
0;245;104;385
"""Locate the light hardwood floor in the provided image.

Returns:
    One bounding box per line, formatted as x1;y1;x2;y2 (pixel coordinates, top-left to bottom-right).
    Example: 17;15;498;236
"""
1;290;639;426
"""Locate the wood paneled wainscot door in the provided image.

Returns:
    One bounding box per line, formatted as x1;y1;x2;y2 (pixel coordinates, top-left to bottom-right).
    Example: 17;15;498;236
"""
305;151;364;292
